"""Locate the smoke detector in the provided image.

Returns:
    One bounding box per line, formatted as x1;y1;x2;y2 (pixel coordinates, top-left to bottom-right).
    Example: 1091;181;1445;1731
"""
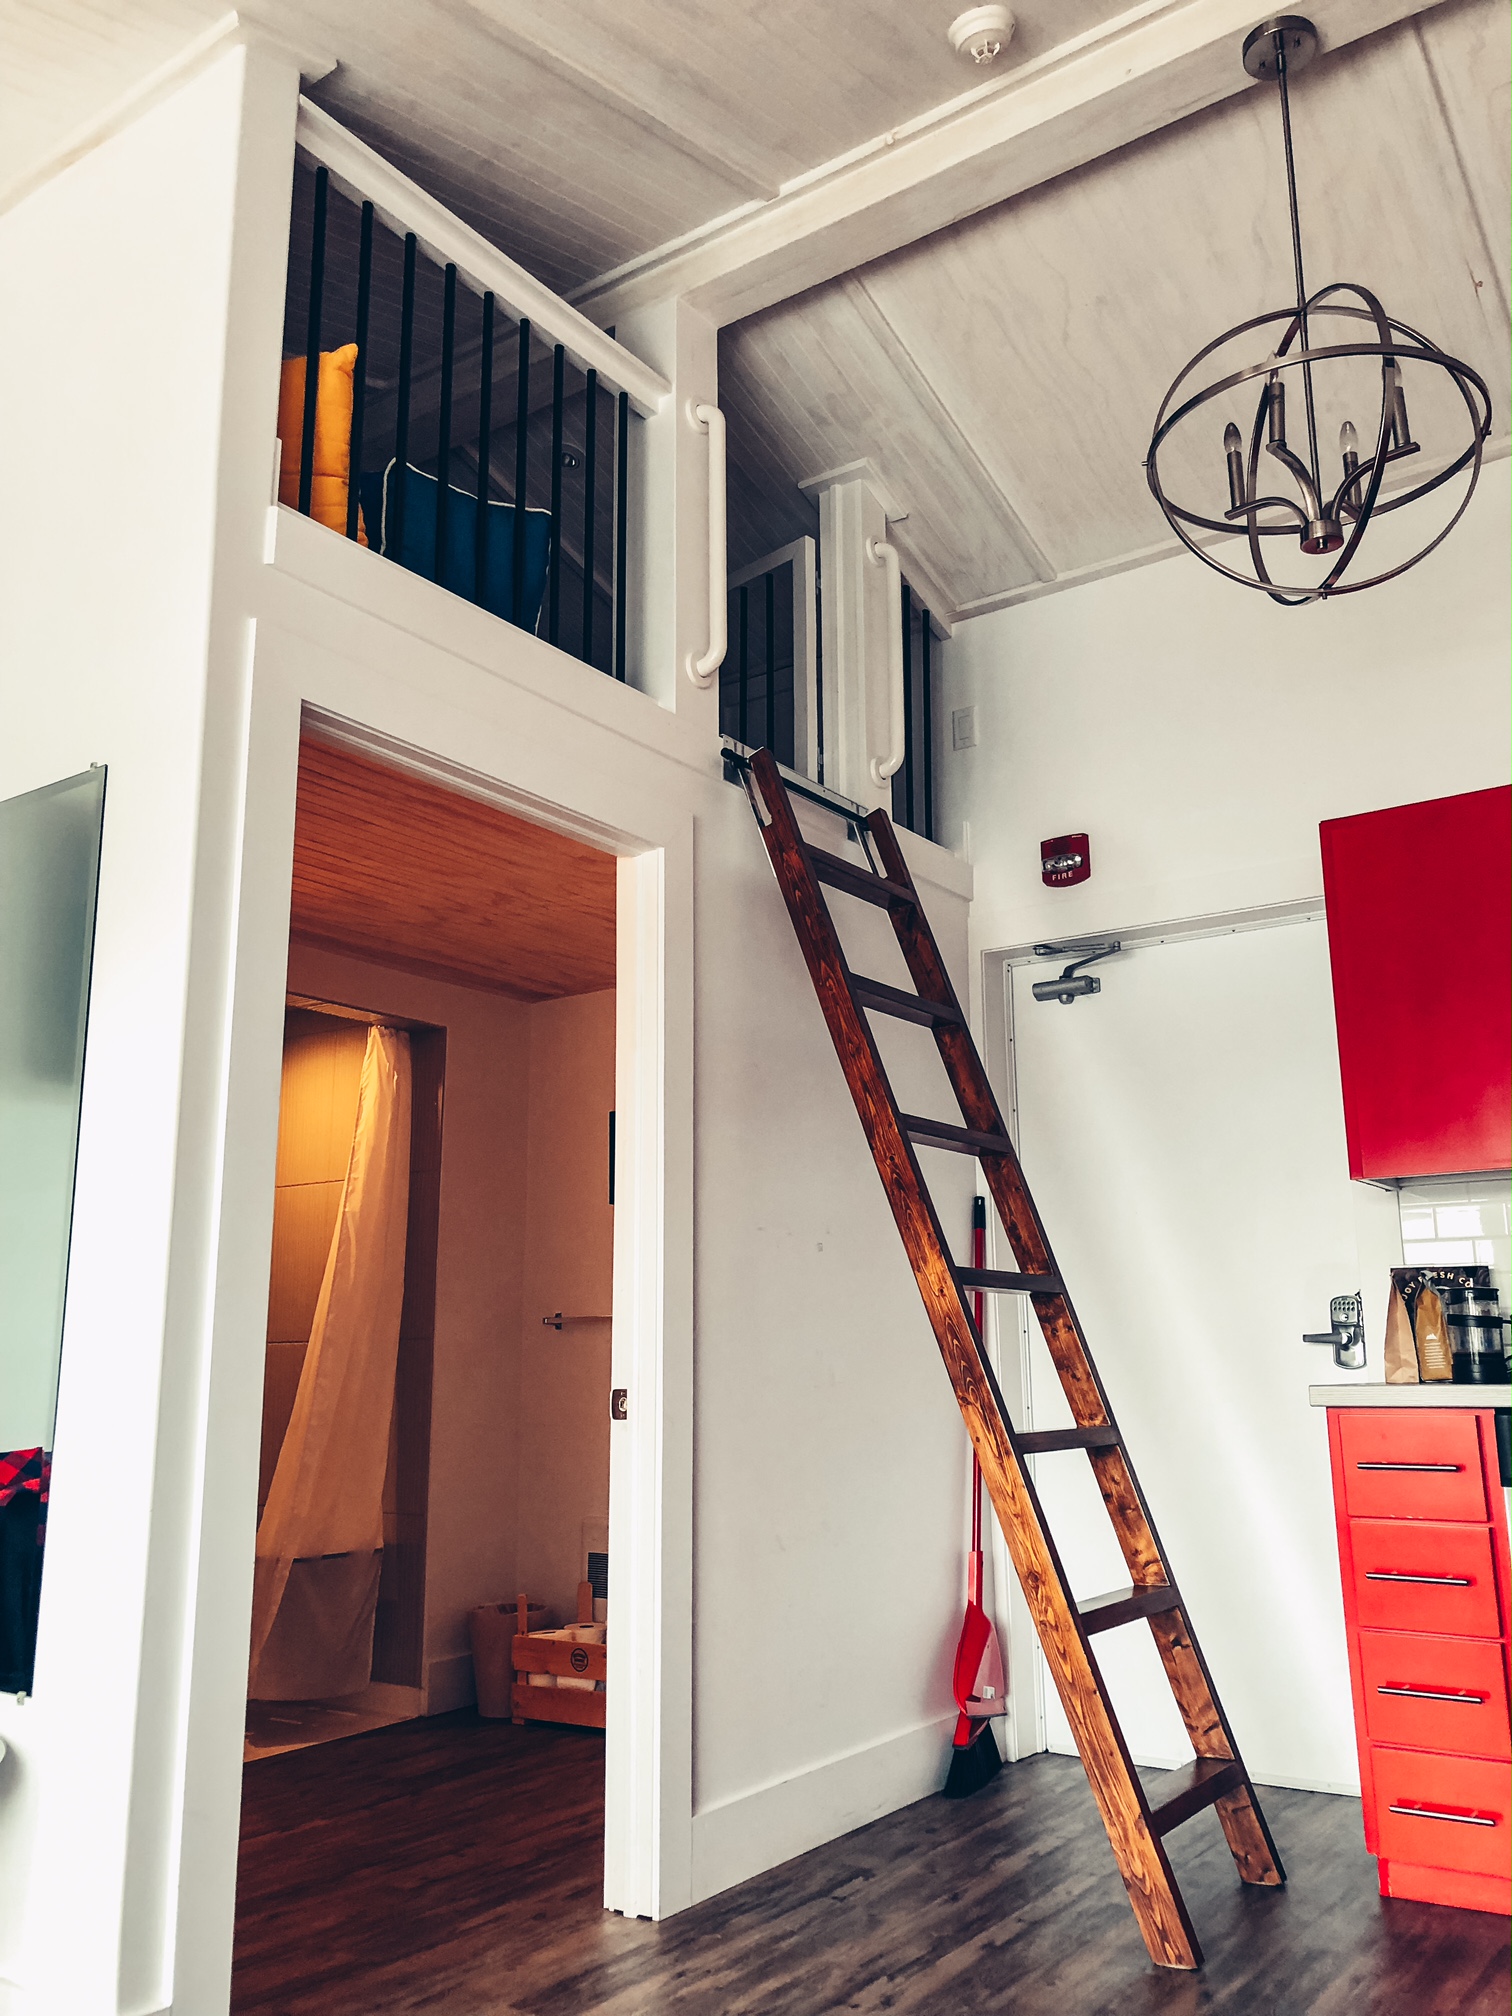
949;5;1014;65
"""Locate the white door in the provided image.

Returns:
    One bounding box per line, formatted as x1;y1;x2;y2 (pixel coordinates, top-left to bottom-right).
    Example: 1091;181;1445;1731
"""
998;918;1398;1794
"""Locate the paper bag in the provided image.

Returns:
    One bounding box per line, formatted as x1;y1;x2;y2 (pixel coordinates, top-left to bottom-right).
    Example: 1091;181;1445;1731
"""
1413;1285;1454;1382
1382;1282;1419;1384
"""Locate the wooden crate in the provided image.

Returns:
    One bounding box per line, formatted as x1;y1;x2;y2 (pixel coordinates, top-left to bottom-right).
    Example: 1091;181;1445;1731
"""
510;1585;606;1730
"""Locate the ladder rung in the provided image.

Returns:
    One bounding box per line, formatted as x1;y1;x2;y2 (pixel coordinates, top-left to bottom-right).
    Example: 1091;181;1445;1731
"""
809;847;914;909
900;1114;1013;1158
1079;1585;1181;1635
958;1266;1061;1295
1017;1426;1122;1454
1148;1757;1248;1836
852;975;963;1027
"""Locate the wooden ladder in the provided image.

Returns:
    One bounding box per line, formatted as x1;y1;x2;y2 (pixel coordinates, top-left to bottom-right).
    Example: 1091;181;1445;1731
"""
739;747;1283;1971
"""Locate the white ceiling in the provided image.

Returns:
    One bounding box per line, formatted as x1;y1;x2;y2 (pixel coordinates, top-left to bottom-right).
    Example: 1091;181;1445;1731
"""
1;0;1125;293
4;0;1506;616
721;0;1510;611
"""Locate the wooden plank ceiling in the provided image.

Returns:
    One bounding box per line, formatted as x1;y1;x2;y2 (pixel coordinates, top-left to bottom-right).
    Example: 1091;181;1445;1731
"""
1;0;1120;295
290;738;615;1000
720;0;1511;613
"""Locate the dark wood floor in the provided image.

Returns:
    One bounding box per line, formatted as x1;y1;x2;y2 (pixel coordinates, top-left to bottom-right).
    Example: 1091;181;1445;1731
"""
234;1712;1509;2015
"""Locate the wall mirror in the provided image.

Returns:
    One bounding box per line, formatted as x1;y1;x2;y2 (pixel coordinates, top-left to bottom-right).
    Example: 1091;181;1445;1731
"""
0;767;106;1696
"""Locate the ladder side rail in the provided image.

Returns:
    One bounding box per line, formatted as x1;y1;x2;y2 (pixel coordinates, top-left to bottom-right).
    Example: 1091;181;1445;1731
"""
746;752;1207;1969
864;812;1163;1574
860;797;1284;1888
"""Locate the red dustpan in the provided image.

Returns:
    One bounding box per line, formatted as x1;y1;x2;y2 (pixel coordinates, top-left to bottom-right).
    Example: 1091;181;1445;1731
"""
943;1199;1007;1800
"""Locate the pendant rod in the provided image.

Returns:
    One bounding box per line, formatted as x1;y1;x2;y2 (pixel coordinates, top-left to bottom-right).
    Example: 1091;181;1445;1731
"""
1275;39;1321;493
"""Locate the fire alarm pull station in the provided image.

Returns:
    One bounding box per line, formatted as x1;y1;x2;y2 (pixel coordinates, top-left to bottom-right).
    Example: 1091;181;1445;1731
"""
1041;834;1090;887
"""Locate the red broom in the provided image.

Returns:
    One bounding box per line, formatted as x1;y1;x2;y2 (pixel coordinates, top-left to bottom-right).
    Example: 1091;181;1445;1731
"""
943;1198;1007;1799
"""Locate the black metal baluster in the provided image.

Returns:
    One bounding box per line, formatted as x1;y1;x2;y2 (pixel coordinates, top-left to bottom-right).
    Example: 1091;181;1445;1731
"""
614;390;629;680
346;199;373;542
765;568;776;752
297;165;328;518
390;232;417;562
548;345;564;645
921;610;934;843
435;263;456;585
902;581;915;832
738;584;749;743
581;369;598;665
512;318;531;628
474;292;495;605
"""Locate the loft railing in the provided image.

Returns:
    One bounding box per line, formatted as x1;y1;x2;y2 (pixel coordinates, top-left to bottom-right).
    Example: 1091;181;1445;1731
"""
719;535;938;837
721;537;820;780
280;99;669;679
892;580;938;843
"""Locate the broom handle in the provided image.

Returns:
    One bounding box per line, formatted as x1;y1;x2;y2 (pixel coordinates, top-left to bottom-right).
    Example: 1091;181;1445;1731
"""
971;1196;985;1559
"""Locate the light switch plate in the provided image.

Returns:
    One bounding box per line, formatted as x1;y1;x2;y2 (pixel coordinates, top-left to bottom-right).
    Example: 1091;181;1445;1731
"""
952;705;978;750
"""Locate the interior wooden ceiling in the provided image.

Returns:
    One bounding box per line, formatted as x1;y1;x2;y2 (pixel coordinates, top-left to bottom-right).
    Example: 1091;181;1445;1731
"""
721;0;1510;612
2;0;1122;293
290;737;616;1000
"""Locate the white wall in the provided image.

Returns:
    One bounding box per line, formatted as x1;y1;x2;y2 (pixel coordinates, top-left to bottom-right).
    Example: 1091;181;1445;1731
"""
518;990;617;1629
0;34;302;2016
249;518;978;1924
284;944;535;1715
938;465;1511;948
937;471;1511;1790
0;47;980;2016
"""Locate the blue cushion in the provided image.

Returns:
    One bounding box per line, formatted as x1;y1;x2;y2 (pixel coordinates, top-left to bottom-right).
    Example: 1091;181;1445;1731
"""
358;462;552;631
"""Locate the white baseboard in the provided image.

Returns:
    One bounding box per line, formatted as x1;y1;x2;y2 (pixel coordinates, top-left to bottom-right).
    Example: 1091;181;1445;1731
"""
424;1651;476;1714
351;1680;422;1720
1249;1770;1360;1798
1049;1740;1361;1800
690;1715;956;1906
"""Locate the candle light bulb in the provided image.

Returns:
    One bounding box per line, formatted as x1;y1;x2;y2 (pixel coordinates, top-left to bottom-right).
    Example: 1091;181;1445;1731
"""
1339;420;1358;458
1223;422;1246;513
1267;379;1287;447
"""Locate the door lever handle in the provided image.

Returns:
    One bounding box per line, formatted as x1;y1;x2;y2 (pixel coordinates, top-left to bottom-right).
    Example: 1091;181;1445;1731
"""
1304;1293;1366;1371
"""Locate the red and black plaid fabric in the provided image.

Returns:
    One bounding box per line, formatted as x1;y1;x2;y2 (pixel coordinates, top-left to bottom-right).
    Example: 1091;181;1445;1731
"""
0;1448;49;1510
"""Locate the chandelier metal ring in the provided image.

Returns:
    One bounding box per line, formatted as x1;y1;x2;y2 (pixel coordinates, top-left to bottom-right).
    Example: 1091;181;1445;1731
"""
1148;310;1492;603
1145;15;1494;605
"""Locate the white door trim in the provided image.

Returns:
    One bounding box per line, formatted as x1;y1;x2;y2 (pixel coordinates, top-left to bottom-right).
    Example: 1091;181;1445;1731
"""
173;628;694;2009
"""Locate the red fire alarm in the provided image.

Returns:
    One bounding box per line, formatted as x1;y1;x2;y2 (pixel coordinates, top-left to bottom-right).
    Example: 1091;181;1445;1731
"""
1041;833;1090;887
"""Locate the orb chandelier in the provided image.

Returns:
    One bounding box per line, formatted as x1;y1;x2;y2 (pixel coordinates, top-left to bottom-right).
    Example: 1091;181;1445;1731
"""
1145;15;1493;605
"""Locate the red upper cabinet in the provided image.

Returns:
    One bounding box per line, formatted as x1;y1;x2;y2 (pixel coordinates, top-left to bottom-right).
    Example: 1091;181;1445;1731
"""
1321;786;1511;1181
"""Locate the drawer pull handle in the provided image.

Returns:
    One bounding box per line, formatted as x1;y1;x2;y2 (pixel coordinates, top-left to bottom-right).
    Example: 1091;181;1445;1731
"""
1377;1685;1488;1705
1355;1461;1464;1473
1365;1572;1473;1586
1387;1801;1498;1829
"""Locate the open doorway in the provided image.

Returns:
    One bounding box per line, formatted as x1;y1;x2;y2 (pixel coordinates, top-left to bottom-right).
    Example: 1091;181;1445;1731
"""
235;729;619;1996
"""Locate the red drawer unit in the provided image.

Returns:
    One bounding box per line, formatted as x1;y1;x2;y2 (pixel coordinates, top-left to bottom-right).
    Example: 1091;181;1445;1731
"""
1347;1519;1501;1638
1319;786;1511;1182
1339;1410;1489;1522
1327;1407;1511;1917
1358;1632;1511;1759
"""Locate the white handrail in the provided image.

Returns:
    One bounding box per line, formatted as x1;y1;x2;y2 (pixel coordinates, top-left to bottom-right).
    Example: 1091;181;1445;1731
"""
867;537;906;786
295;98;670;417
686;401;727;688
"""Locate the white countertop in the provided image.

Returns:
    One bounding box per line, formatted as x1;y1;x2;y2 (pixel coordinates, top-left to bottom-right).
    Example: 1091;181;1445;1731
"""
1309;1383;1512;1409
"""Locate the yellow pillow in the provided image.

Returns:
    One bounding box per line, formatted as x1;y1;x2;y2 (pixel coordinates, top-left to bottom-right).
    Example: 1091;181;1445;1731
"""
278;343;367;544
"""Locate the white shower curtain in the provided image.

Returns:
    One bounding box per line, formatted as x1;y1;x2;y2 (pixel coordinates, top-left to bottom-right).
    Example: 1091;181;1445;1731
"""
249;1023;412;1699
